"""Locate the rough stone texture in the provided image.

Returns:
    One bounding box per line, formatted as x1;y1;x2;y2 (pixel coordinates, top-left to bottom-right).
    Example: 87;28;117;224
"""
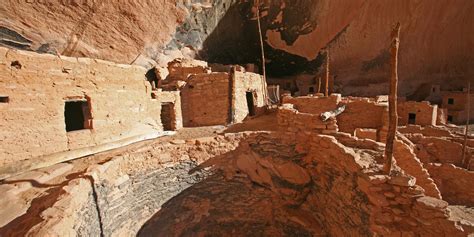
282;94;340;115
0;0;187;67
151;90;183;130
398;101;438;126
181;70;266;127
338;97;387;134
354;128;377;141
277;104;338;135
427;163;474;206
139;131;469;236
0;133;245;236
393;139;442;199
442;91;474;124
0;47;162;166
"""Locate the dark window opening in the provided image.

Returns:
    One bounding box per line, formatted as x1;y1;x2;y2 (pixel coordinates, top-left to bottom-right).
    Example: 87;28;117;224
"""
448;98;454;105
145;68;160;90
0;96;9;103
161;102;175;131
309;87;315;93
408;113;416;124
11;61;22;69
246;91;256;116
64;101;91;132
447;115;453;123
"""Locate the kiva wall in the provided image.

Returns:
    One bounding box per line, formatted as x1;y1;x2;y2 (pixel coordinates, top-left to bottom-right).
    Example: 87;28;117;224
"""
0;47;161;166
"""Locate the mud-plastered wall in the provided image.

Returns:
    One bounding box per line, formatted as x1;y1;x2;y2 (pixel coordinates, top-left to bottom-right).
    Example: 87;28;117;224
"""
0;47;161;166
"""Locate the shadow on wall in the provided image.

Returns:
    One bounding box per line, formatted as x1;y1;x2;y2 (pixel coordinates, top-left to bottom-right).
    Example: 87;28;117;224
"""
198;1;325;77
137;133;325;236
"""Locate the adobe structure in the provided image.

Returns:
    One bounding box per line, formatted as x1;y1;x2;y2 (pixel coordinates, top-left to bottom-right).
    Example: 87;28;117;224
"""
0;1;474;236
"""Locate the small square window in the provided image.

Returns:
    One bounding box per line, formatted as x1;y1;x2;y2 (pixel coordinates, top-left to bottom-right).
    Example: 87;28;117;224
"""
65;100;92;132
309;87;315;93
447;115;453;123
448;98;454;105
0;96;9;103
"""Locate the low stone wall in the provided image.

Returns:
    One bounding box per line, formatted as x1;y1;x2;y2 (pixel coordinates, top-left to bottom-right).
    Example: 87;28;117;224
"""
394;139;442;199
277;103;338;135
338;97;387;135
281;94;340;114
408;135;465;166
427;163;474;206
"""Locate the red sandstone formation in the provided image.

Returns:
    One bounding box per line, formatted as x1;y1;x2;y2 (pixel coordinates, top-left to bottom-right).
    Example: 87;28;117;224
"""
0;1;473;236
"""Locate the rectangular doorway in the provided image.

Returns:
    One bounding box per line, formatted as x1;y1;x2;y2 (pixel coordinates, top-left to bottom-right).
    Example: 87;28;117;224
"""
408;113;416;124
246;91;256;116
161;103;175;131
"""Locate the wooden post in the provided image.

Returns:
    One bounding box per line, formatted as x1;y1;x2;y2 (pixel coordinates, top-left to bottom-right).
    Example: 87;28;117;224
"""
325;50;330;96
384;22;401;175
256;0;269;105
317;77;322;94
462;81;471;168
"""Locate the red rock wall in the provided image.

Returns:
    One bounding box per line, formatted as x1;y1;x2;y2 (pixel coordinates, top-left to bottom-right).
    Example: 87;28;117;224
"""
265;0;474;95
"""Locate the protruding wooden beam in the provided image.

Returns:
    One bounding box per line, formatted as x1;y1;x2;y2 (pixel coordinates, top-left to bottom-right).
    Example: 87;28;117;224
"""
384;22;401;175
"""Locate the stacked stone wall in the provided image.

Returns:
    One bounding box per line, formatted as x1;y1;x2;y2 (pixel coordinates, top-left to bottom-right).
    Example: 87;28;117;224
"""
0;47;161;166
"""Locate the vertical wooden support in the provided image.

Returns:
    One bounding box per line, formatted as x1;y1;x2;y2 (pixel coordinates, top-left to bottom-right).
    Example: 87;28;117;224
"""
317;77;322;94
462;81;471;168
325;50;330;96
384;22;401;175
256;0;269;105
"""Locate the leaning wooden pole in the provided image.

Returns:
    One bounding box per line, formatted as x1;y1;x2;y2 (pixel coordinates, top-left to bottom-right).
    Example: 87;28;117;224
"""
462;81;471;168
256;0;269;105
384;22;401;175
325;50;330;96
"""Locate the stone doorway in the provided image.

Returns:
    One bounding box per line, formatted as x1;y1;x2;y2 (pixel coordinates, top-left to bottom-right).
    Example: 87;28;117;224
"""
246;91;256;116
161;103;175;131
408;113;416;124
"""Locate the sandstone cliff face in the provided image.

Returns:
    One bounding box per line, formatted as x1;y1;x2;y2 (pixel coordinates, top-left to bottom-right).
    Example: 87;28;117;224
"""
1;0;472;95
0;0;186;67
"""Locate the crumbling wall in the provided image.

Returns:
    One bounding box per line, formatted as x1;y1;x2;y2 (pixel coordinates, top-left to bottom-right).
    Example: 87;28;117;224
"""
0;47;160;166
427;163;474;206
393;139;442;198
277;104;338;135
165;58;210;83
281;94;340;114
302;134;464;236
180;72;230;127
338;97;387;134
407;135;465;166
151;90;183;130
398;101;437;126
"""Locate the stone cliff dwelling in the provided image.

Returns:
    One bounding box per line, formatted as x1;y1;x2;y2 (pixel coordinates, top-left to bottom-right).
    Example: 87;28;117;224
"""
0;1;473;236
